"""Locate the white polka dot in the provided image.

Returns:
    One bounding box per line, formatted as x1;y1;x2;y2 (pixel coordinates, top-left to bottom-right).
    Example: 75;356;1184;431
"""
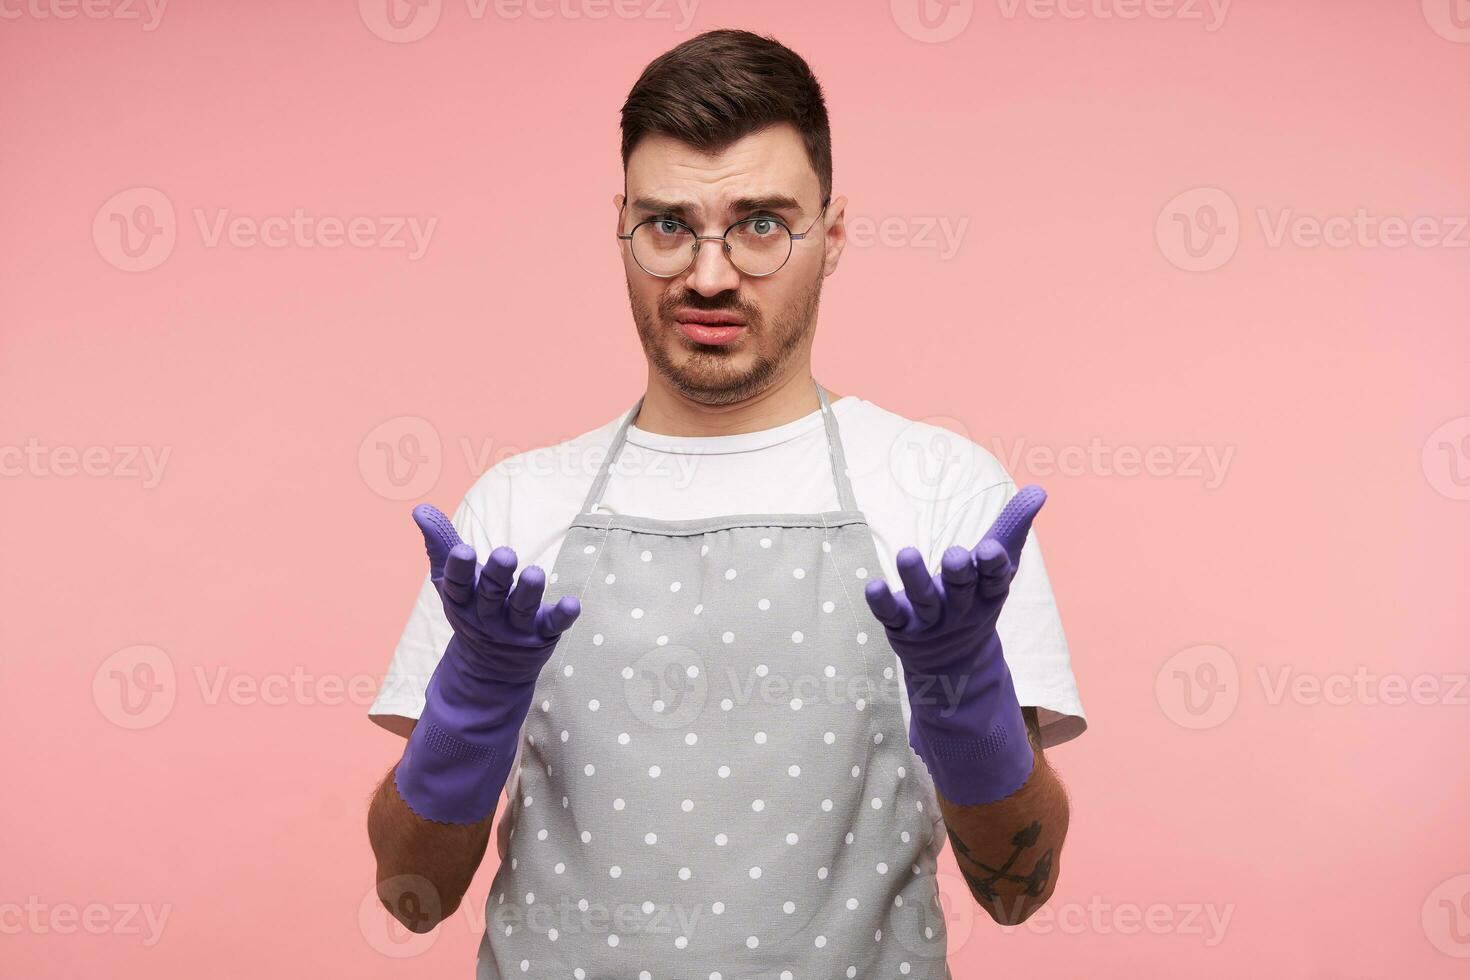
681;799;694;812
670;581;681;592
793;568;805;579
783;901;796;914
715;833;728;845
588;699;600;711
724;568;737;580
685;733;698;745
618;732;630;745
613;798;625;811
824;665;836;678
712;901;725;914
657;635;669;646
754;731;767;744
718;765;731;778
746;936;759;949
872;797;883;809
791;631;804;643
631;608;644;619
604;573;616;585
758;598;770;611
562;665;574;677
593;633;604;645
822;600;835;613
790;698;803;710
788;765;801;777
720;698;733;711
722;631;735;644
751;799;765;812
679;867;691;880
584;764;595;776
818;867;828;880
822;541;832;553
856;631;868;644
693;603;703;614
621;666;633;679
640;550;652;562
760;537;772;548
555;862;565;874
645;832;657;844
785;833;798;845
581;831;592;843
821;799;833;811
608;934;619;947
749;867;762;879
874;732;884;744
847;898;859;910
675;936;688;949
610;866;622;878
649;765;661;778
583;545;596;554
877;862;889;874
824;731;835;744
855;567;868;577
815;935;827;948
700;545;709;556
561;730;569;742
755;664;768;677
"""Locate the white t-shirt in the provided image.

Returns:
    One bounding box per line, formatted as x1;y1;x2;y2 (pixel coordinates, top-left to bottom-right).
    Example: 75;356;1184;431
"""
370;394;1087;807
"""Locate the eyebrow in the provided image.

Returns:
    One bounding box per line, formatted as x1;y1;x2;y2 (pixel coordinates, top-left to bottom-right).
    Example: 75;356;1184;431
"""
629;194;806;220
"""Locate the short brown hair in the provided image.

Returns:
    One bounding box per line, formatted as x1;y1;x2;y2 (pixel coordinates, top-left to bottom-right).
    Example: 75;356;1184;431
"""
620;29;832;205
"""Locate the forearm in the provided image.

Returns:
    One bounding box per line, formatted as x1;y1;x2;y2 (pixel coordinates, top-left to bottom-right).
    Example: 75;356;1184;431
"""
367;745;495;932
937;709;1069;925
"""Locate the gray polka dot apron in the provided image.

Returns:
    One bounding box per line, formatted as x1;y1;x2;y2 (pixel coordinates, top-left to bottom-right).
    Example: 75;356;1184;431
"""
479;383;952;979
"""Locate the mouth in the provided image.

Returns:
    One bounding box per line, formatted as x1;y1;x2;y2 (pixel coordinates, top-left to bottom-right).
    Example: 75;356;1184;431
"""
670;309;748;346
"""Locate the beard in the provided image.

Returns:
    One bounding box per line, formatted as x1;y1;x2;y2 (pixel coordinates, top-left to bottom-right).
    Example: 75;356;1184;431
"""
627;269;822;407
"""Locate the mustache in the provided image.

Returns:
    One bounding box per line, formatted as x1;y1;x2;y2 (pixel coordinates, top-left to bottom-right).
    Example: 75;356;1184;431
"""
660;292;757;320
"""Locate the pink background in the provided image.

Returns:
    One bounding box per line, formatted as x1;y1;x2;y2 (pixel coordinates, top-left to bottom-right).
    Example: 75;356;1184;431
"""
3;1;1468;976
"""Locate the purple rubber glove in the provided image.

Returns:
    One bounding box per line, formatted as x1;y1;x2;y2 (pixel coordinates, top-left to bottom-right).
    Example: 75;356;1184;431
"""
393;504;581;824
865;485;1047;806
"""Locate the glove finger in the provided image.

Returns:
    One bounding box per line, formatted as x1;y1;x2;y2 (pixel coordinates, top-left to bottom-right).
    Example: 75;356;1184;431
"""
939;545;978;617
507;565;546;633
896;547;942;628
538;595;582;638
476;546;518;621
864;579;910;631
979;484;1046;567
442;543;477;607
412;504;463;581
975;536;1014;598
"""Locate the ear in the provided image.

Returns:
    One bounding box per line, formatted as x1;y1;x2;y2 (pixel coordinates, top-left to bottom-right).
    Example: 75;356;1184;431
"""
822;193;848;277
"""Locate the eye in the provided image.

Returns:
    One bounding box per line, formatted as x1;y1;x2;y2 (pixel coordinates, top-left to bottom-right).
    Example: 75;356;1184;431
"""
651;218;686;236
745;216;784;238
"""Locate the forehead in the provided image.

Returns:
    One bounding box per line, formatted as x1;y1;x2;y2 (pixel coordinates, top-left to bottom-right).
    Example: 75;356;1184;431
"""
625;123;821;214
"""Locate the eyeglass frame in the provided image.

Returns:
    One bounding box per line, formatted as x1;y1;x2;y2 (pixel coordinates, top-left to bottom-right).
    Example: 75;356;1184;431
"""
617;196;831;279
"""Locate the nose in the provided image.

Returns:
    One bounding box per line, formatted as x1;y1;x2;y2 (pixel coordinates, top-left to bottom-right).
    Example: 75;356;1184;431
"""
682;237;742;297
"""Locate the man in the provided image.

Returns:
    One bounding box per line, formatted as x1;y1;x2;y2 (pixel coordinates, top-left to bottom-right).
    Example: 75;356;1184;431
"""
367;28;1086;978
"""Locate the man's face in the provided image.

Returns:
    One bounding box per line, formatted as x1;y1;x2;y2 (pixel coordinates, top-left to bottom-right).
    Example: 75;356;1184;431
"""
616;123;844;405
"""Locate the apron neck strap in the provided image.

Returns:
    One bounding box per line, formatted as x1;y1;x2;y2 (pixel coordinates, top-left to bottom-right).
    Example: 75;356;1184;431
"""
581;379;859;515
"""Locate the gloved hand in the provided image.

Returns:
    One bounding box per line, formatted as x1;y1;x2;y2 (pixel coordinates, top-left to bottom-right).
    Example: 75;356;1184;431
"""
864;485;1047;806
393;504;581;824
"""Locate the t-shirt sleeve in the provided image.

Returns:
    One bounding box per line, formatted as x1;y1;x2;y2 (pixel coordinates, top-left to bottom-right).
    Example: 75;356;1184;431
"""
367;480;508;731
929;478;1087;749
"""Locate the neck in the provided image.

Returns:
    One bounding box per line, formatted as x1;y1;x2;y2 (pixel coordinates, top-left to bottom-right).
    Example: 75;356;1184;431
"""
634;368;839;437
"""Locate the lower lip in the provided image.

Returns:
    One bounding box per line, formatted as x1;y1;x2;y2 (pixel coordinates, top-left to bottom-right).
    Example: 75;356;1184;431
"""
675;320;747;345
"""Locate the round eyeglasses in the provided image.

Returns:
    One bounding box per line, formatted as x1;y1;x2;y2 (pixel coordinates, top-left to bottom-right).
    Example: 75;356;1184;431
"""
618;199;829;278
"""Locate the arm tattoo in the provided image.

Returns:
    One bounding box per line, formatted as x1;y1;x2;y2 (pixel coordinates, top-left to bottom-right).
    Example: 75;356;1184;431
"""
948;822;1054;900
